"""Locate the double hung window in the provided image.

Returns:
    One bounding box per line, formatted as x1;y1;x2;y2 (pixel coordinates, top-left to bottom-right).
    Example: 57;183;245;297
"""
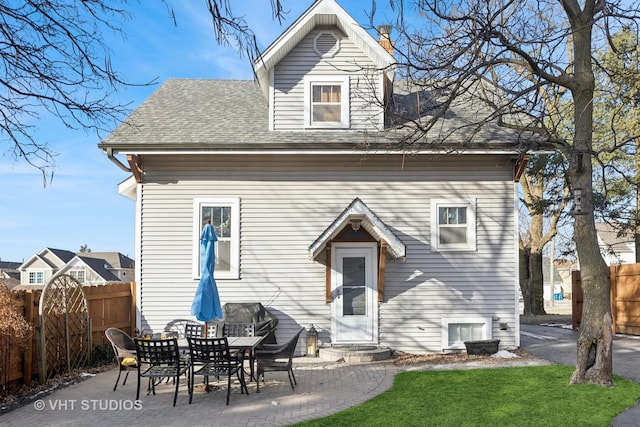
431;199;476;251
193;198;240;279
304;76;349;128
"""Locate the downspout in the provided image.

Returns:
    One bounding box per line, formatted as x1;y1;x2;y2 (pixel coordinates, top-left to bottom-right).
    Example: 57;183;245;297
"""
106;147;132;173
106;148;143;183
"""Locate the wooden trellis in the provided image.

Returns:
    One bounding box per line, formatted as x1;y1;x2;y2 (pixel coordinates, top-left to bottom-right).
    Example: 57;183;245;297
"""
37;274;91;382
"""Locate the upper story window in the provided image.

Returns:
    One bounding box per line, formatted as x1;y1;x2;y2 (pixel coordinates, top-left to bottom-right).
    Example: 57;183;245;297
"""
29;271;44;284
431;199;476;251
69;270;86;284
304;76;350;128
193;197;240;279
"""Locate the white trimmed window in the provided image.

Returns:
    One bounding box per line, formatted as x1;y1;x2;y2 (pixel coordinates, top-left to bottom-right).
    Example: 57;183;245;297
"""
442;318;492;350
304;76;350;128
69;270;86;284
28;271;44;284
193;198;240;279
431;199;476;251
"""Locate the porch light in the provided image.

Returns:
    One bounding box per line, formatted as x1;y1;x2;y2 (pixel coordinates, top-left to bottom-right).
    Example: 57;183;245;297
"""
349;218;362;231
306;324;318;357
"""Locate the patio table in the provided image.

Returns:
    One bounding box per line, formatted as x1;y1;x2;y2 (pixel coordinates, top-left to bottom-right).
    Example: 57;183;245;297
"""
178;335;266;381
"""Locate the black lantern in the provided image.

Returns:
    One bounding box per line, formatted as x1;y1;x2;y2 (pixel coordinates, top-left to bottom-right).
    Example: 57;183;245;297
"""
306;324;318;357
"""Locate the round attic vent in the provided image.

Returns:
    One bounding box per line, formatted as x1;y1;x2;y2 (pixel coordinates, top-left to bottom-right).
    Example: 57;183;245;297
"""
314;31;339;57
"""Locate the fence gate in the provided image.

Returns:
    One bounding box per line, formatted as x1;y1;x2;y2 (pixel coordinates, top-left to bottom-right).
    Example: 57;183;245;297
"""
37;274;91;382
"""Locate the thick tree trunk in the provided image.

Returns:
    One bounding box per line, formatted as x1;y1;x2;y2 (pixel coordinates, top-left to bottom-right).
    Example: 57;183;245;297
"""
569;8;614;386
520;248;547;316
529;250;546;314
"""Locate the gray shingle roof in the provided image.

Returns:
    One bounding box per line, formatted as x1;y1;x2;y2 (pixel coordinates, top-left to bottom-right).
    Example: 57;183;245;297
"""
100;79;542;153
78;256;121;282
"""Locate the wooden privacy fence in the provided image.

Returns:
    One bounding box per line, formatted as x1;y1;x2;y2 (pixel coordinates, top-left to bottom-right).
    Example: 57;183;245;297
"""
5;282;135;387
572;263;640;333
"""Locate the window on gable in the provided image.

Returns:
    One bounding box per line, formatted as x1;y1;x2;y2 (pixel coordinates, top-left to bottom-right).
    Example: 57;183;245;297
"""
431;199;476;251
29;271;44;284
193;197;240;279
69;270;86;284
304;76;350;128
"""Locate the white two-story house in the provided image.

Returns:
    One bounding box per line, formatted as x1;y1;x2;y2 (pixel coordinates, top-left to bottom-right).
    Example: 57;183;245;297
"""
99;0;535;354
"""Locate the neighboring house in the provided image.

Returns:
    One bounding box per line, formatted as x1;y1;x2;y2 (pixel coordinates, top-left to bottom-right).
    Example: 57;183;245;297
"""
0;260;21;280
18;248;75;288
18;247;134;289
99;0;538;354
77;252;135;282
596;223;637;266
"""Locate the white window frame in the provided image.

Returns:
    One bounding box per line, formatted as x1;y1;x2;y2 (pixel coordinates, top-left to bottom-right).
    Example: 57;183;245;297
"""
29;271;44;284
304;75;350;128
69;269;86;284
192;197;240;280
431;199;477;251
441;317;492;351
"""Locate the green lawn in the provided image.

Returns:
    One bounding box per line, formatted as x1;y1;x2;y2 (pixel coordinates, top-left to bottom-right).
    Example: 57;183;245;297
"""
291;365;640;427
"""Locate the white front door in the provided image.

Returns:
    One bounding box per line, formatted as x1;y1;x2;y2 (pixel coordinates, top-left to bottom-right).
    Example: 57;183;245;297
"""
331;243;378;344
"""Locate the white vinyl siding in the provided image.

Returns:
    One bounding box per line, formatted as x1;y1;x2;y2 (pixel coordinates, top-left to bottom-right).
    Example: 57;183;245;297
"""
272;28;384;131
135;154;518;354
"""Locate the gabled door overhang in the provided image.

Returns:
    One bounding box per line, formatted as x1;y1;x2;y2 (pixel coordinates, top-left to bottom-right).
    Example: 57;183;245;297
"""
309;198;406;303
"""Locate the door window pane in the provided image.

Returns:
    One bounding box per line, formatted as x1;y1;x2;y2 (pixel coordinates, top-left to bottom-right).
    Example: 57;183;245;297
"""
342;257;366;316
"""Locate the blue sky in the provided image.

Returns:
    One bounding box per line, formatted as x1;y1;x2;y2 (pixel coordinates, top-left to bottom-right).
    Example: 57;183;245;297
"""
0;1;396;263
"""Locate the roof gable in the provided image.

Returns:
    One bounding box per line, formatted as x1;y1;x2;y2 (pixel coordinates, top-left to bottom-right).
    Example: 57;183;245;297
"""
309;198;405;260
57;256;121;282
254;0;395;98
19;247;76;271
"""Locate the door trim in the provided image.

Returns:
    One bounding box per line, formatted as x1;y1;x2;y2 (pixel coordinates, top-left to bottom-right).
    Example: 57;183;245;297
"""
330;242;378;345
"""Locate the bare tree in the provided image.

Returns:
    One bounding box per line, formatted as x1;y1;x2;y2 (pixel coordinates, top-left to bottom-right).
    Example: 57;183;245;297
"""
378;0;640;386
0;1;147;184
519;153;569;316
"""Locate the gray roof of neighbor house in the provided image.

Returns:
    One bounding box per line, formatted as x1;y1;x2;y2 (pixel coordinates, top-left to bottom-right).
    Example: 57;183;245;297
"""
77;256;121;282
596;222;635;255
49;248;76;264
78;252;134;270
99;79;544;153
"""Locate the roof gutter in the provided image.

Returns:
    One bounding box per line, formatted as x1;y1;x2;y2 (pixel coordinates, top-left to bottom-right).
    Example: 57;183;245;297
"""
106;147;131;173
105;148;143;183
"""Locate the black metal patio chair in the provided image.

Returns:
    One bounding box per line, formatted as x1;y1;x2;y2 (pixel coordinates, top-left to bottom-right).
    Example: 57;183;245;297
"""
134;337;190;406
187;336;248;405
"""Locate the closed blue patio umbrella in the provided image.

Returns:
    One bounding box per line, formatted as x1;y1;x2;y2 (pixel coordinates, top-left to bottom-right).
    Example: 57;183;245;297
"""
191;223;224;322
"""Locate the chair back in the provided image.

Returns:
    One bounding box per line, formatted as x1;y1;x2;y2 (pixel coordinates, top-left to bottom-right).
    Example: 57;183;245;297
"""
134;338;181;367
105;327;136;357
223;322;255;337
205;322;218;338
188;337;235;367
185;322;204;338
282;327;305;359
